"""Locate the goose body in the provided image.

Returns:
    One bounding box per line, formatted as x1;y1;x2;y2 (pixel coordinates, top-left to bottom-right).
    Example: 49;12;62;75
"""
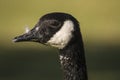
13;12;88;80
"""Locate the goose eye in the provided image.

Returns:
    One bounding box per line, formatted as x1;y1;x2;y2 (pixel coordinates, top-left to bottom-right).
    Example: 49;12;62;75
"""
51;21;60;26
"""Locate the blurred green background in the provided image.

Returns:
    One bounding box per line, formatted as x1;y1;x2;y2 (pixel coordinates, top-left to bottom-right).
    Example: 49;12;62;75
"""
0;0;120;80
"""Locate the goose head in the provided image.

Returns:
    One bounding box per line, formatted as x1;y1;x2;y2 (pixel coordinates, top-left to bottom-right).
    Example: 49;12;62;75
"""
13;12;80;49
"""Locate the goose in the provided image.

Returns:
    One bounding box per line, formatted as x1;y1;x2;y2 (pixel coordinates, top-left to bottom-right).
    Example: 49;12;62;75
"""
13;12;88;80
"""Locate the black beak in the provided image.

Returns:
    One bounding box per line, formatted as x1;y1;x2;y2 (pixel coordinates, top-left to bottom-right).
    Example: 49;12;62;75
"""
13;33;34;42
13;28;41;43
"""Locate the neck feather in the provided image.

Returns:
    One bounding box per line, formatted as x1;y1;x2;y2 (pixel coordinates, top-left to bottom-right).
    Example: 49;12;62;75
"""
59;36;88;80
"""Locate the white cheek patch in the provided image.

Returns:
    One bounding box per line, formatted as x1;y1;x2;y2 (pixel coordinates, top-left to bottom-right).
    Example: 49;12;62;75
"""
47;20;74;49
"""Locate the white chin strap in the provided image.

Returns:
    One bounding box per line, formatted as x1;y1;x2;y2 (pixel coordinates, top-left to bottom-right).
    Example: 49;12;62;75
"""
47;20;74;49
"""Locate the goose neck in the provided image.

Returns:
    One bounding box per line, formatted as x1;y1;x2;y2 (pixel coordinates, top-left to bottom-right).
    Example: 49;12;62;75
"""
59;40;88;80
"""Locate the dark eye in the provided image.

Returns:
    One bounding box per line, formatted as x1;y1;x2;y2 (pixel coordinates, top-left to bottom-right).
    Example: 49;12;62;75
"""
51;21;60;26
49;20;61;29
43;20;61;29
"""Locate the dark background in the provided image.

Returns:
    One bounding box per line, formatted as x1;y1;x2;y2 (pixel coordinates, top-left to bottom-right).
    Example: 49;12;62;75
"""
0;0;120;80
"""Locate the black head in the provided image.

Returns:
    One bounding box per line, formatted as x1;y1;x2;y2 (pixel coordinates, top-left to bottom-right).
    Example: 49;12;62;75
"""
13;12;80;49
